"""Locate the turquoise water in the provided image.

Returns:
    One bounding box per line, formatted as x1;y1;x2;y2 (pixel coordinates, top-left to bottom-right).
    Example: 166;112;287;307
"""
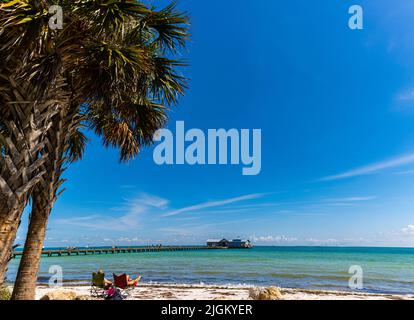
6;246;414;294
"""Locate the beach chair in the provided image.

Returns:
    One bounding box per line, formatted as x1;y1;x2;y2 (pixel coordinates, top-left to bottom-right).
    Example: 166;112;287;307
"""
112;273;138;297
90;272;108;298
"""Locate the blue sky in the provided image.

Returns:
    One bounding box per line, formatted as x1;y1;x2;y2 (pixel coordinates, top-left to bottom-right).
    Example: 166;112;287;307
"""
17;0;414;247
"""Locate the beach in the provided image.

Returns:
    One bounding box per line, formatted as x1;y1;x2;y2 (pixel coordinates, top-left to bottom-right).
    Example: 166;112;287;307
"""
31;283;413;300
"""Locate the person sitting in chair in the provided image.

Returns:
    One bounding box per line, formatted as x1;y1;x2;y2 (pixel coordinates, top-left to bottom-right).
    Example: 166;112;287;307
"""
97;269;113;288
113;273;142;289
91;270;113;297
126;274;142;286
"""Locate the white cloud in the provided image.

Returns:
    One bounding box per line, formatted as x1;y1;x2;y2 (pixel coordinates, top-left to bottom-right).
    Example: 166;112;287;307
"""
319;196;377;207
251;235;298;243
306;238;340;244
392;87;414;112
394;169;414;176
402;225;414;236
323;196;377;202
319;153;414;181
53;193;168;231
162;193;267;217
111;193;169;212
397;88;414;101
137;193;169;209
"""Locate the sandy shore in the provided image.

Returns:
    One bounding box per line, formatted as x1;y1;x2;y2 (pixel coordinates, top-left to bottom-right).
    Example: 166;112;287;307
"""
31;283;414;300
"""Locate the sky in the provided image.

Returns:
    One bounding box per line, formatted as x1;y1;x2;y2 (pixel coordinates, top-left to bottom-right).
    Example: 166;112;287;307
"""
16;0;414;247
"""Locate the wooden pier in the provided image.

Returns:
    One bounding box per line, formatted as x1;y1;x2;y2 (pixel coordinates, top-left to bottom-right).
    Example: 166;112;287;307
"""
12;246;216;259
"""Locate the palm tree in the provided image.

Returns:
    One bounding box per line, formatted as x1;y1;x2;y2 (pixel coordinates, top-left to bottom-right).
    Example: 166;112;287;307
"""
0;61;68;285
1;0;189;299
12;106;86;299
0;0;72;285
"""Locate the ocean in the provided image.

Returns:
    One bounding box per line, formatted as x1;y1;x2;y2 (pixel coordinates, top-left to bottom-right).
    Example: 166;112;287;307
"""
6;246;414;295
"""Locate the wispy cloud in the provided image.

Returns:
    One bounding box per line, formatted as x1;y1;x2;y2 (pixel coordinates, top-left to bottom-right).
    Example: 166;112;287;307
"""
250;235;298;243
133;193;169;209
161;193;267;217
394;169;414;176
319;152;414;181
53;193;169;231
393;87;414;112
305;238;341;245
323;196;377;202
396;88;414;101
54;214;126;231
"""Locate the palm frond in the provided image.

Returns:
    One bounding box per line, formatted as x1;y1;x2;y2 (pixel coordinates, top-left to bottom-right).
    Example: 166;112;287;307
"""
87;96;168;161
148;57;188;105
73;0;149;35
0;0;52;62
142;2;189;52
65;128;87;163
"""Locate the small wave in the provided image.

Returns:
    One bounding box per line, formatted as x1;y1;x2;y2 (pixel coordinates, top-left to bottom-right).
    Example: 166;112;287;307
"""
269;273;349;281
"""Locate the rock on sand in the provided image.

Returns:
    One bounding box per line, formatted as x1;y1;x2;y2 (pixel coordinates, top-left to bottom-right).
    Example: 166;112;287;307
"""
249;287;283;300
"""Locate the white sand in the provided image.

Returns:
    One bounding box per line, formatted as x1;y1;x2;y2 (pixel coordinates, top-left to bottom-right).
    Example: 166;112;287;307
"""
33;283;414;300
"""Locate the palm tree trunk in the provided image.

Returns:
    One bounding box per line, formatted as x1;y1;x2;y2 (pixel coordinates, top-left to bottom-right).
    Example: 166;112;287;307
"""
0;67;68;291
0;194;26;286
11;110;73;300
11;196;51;300
0;209;22;285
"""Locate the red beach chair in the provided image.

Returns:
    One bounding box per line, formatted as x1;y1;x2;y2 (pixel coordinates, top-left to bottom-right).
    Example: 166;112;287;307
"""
113;273;139;297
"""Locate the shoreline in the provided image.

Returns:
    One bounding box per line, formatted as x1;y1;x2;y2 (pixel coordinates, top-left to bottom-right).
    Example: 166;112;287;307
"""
23;283;414;300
